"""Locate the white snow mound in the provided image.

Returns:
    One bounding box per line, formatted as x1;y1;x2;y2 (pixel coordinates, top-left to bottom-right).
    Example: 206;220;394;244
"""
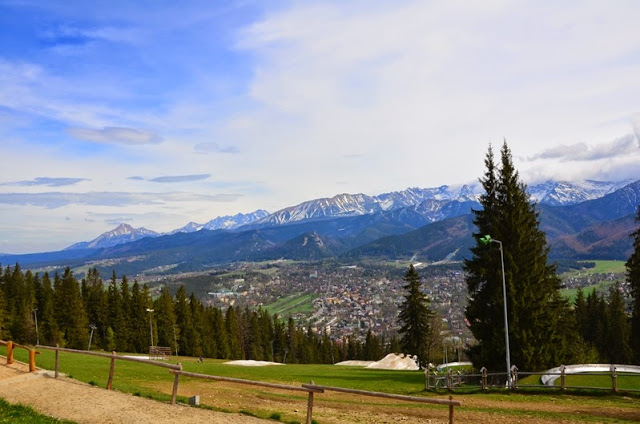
366;353;419;370
224;360;284;367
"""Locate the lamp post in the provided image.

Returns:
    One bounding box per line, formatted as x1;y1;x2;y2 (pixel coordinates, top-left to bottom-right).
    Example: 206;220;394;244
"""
480;234;512;387
88;324;97;350
33;309;39;346
146;308;154;348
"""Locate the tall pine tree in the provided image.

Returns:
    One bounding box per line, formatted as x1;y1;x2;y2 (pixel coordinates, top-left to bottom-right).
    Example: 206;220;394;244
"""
464;142;569;372
626;205;640;363
397;264;435;368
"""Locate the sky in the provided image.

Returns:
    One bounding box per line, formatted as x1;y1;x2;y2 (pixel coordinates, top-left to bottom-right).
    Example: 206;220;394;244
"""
1;0;640;254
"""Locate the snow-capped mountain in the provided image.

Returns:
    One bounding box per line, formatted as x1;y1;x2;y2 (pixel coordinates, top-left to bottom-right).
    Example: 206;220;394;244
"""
203;210;269;230
169;222;205;235
66;179;636;252
65;224;160;250
254;186;483;227
528;180;632;206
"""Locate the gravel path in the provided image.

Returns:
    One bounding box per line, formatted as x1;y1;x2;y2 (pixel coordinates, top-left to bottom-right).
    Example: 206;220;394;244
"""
0;362;268;424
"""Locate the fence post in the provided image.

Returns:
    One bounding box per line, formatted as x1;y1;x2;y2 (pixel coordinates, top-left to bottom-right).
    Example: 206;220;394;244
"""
424;367;430;390
448;395;454;424
447;368;454;391
306;380;315;424
611;365;617;393
6;341;13;365
28;348;36;372
107;351;116;390
480;367;487;390
54;344;59;378
171;363;182;405
560;365;566;391
510;365;518;390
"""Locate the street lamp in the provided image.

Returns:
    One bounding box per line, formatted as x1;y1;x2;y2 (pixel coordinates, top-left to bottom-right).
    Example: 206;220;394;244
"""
146;309;154;348
88;324;97;350
479;234;512;387
33;309;39;346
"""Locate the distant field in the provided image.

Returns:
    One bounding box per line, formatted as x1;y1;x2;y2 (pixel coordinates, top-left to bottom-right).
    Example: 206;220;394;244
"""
262;292;316;316
562;260;626;276
561;260;627;301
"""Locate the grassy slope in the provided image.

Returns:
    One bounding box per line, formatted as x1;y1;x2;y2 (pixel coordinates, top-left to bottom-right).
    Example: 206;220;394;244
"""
3;346;640;423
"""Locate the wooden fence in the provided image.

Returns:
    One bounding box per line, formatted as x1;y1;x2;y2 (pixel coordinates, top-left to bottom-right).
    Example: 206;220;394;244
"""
1;340;461;423
171;369;461;424
425;364;640;393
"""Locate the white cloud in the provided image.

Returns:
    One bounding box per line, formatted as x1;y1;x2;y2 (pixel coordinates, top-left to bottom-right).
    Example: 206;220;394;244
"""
67;127;163;145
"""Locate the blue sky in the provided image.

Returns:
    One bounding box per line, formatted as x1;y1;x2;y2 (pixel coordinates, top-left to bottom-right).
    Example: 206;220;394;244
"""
1;0;639;254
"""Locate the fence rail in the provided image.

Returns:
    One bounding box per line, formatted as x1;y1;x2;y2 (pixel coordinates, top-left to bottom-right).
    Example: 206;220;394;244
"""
171;369;461;424
2;340;461;423
425;364;640;393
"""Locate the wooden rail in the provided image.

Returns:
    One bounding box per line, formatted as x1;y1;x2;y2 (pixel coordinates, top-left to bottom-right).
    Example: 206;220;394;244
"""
32;344;181;397
171;369;460;424
303;383;460;424
1;340;37;372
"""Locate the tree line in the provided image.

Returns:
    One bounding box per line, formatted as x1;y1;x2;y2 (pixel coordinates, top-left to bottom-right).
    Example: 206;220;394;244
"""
0;265;399;363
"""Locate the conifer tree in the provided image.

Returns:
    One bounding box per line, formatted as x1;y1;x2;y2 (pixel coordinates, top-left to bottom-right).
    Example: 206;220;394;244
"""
226;306;244;359
54;268;89;349
397;264;435;368
154;287;178;354
605;283;631;363
107;271;128;352
39;273;62;346
464;142;568;371
626;205;640;363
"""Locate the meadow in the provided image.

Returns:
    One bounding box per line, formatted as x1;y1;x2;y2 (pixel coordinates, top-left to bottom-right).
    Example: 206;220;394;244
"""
2;346;640;423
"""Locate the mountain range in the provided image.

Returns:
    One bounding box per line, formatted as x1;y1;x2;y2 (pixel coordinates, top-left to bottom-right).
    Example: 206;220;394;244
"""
2;179;638;276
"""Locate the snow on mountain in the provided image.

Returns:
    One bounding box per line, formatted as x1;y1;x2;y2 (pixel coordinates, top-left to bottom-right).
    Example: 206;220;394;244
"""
255;193;382;226
169;222;205;235
528;180;633;206
66;224;160;250
203;210;270;230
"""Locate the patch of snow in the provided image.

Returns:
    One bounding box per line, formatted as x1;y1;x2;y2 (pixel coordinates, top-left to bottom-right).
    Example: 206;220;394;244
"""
224;360;284;367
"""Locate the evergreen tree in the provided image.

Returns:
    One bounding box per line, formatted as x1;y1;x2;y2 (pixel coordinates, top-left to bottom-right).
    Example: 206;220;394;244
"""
39;273;62;346
397;264;434;368
0;267;6;340
83;268;109;349
464;142;568;372
226;306;243;359
54;268;89;349
605;283;631;363
107;271;128;352
154;287;178;354
626;205;640;363
129;281;151;352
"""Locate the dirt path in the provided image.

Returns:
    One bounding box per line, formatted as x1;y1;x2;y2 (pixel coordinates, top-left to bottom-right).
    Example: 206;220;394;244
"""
0;362;269;423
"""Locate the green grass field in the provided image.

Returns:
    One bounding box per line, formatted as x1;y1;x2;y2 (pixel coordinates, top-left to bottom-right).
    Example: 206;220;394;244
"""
0;398;76;423
263;292;316;316
562;260;626;276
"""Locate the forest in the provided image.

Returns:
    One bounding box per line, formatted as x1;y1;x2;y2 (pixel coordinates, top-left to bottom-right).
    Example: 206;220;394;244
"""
0;264;398;364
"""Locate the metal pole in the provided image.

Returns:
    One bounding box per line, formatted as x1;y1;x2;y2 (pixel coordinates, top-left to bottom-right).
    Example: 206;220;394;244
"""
146;309;154;348
88;324;97;350
495;240;512;388
33;309;39;345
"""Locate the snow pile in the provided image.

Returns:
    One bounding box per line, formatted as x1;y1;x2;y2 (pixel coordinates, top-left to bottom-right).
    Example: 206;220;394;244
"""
367;354;419;370
224;360;284;367
335;360;375;366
